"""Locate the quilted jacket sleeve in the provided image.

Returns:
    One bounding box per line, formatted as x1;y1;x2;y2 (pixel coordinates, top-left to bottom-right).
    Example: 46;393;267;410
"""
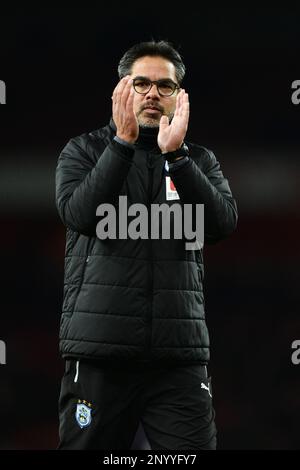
168;146;238;244
55;135;134;236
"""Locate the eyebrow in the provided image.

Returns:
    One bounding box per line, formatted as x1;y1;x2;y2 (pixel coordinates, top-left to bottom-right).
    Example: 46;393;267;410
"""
133;75;175;82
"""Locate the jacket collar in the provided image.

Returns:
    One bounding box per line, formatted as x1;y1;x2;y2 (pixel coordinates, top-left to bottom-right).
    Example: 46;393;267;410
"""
109;117;161;154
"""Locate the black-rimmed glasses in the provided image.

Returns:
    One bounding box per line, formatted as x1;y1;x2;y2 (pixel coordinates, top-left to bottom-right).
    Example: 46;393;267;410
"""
132;76;180;97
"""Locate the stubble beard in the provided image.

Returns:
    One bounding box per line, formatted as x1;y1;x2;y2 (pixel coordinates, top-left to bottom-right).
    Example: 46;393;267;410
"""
137;110;174;129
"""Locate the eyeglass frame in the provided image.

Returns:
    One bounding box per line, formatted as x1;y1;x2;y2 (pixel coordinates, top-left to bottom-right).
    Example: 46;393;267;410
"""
132;76;180;97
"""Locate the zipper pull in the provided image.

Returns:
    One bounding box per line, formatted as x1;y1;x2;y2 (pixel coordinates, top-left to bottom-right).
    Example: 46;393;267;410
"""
147;153;154;169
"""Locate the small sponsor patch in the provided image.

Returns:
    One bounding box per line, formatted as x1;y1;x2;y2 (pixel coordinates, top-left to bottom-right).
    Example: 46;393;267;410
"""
75;400;92;428
166;176;180;201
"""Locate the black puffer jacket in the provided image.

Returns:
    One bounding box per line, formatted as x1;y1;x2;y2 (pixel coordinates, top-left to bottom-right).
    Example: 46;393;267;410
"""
55;119;238;365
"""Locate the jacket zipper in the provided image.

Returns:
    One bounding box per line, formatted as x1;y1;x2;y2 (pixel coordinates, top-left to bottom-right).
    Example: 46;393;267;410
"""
195;249;206;310
74;360;80;383
145;154;154;356
195;249;204;284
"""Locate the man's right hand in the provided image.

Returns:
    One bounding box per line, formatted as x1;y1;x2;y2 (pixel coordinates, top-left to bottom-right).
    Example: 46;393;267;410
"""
112;76;139;144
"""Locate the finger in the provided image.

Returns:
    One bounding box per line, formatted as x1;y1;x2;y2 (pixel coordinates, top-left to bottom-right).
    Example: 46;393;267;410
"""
181;94;190;128
180;89;186;112
116;75;131;90
114;85;132;122
112;76;130;103
112;76;127;98
173;90;181;117
125;84;135;114
178;89;188;117
174;89;184;117
116;77;133;115
122;78;134;108
159;114;169;131
112;78;127;115
112;77;131;116
182;93;189;115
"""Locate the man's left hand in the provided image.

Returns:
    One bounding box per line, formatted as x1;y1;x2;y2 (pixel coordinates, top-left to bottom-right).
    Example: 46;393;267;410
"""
158;89;190;153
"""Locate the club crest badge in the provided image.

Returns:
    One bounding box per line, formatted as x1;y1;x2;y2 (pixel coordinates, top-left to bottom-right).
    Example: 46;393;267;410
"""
75;399;92;428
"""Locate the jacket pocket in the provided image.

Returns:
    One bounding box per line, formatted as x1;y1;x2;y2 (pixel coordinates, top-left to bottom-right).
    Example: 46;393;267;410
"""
72;254;90;313
72;238;93;314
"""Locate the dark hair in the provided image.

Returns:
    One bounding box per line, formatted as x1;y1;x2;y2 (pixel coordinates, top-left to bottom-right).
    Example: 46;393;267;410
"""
118;40;185;85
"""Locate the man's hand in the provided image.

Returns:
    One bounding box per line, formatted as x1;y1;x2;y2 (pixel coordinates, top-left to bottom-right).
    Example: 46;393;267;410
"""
112;76;139;144
158;89;190;153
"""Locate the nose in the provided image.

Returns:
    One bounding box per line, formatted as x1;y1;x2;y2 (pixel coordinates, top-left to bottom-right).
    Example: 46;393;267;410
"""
145;83;160;100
